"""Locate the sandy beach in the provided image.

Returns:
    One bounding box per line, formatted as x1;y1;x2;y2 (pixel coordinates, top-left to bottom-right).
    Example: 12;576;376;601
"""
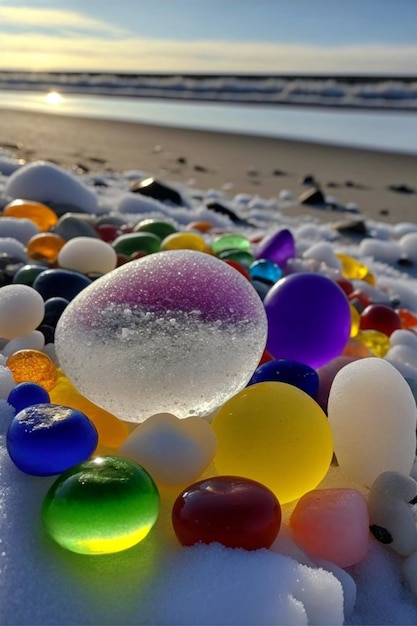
0;107;416;225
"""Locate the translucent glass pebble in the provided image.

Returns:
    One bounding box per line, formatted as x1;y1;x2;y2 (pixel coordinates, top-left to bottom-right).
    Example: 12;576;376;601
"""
327;357;417;487
55;250;267;422
7;381;50;413
212;381;333;504
172;475;281;550
7;403;98;475
0;284;45;339
7;349;58;391
3;199;58;231
42;456;160;554
264;273;351;369
255;228;295;269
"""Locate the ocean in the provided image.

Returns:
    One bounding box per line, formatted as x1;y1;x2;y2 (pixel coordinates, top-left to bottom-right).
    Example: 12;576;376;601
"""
0;72;416;155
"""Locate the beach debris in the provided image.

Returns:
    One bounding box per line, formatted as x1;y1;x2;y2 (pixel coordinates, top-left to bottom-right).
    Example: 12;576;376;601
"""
205;199;253;225
300;174;317;185
332;218;367;235
328;358;417;488
298;187;326;206
272;168;286;176
388;183;415;194
130;176;184;205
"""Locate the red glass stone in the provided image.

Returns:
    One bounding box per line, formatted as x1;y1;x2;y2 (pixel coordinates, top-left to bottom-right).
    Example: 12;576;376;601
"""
223;260;251;281
172;475;281;550
258;348;275;366
348;289;372;308
95;224;122;243
335;277;354;297
360;304;402;337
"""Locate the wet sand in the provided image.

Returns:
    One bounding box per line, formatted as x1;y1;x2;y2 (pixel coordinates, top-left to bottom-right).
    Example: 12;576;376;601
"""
0;107;416;224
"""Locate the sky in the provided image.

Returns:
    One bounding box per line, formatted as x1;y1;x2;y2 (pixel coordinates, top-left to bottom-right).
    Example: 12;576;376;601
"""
1;0;417;74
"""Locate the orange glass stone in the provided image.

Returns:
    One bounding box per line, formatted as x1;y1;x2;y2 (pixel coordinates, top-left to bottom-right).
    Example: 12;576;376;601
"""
27;233;66;263
186;220;213;233
50;371;129;451
7;349;58;391
397;308;417;330
3;199;58;231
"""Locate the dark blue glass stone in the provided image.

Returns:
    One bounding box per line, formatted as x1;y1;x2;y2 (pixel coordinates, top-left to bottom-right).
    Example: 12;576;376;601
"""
42;297;70;327
32;269;92;301
248;359;319;397
7;382;50;413
6;403;98;476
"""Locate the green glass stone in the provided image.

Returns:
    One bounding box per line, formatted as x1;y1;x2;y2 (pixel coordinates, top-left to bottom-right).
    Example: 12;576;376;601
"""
112;232;161;256
133;219;177;240
42;456;160;555
217;249;255;269
211;234;251;256
13;264;47;286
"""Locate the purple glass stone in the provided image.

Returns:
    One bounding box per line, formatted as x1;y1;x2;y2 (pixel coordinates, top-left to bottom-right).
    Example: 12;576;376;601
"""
255;228;295;270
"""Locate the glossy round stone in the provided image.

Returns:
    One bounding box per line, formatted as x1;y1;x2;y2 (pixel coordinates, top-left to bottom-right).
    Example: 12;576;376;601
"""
249;259;282;284
32;269;92;301
7;349;58;391
360;304;402;337
211;234;251;256
42;297;69;328
264;273;351;369
255;228;295;269
0;284;45;339
134;218;177;240
248;359;319;398
112;232;161;256
160;232;206;252
42;456;160;554
6;403;98;475
58;237;118;275
3;199;58;231
12;263;47;286
7;382;50;413
172;475;281;550
26;233;66;263
355;329;391;357
55;250;267;422
212;382;333;504
217;249;254;268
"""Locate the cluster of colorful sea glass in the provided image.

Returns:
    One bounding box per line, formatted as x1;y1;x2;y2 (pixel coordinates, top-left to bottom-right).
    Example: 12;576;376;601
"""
1;196;417;575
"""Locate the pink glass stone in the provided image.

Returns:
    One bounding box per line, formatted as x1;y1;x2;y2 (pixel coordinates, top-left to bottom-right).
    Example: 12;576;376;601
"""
290;488;369;567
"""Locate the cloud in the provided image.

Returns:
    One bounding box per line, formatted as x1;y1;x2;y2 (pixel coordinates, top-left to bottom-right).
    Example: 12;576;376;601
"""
1;32;416;74
0;5;127;36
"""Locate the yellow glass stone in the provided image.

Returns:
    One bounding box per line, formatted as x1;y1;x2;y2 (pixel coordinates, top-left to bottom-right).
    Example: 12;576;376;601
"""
355;329;391;358
160;232;207;251
336;253;370;281
350;304;360;338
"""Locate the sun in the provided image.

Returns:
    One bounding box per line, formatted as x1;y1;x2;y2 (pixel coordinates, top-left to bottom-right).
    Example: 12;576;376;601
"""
44;91;63;105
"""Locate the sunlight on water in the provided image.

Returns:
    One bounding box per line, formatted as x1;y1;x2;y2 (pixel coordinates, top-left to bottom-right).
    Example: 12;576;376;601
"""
0;89;416;155
44;91;64;105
